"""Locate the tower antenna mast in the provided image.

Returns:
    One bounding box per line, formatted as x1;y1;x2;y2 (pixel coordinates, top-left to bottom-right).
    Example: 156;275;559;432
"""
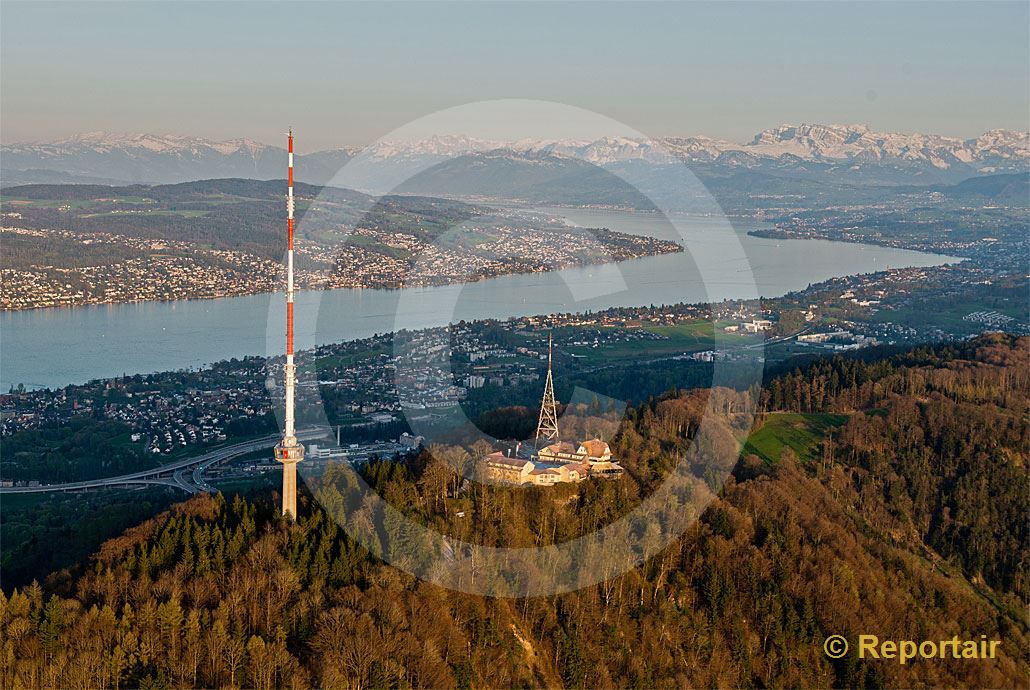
535;333;560;444
275;129;304;520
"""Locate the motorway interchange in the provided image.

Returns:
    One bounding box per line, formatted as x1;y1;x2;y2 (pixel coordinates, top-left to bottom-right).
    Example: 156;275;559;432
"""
0;428;328;495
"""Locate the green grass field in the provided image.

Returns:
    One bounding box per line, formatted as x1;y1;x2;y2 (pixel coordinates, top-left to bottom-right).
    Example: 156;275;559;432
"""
872;299;1026;331
2;198;96;210
1;195;156;209
568;321;755;363
80;209;209;218
742;412;848;464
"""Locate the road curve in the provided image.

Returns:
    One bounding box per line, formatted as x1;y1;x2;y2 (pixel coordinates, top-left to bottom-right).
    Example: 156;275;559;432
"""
1;428;328;495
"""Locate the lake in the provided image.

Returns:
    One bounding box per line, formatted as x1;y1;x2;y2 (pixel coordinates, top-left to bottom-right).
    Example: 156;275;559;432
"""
0;209;959;390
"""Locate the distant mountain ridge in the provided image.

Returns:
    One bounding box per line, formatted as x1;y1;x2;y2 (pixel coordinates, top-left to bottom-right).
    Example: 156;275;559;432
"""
3;124;1027;189
1;133;360;187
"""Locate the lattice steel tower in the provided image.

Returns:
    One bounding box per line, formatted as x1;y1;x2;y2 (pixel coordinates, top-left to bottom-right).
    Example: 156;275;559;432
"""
274;129;304;520
535;333;560;444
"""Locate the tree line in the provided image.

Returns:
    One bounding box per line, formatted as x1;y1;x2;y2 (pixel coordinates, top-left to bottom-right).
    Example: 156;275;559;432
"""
1;335;1026;688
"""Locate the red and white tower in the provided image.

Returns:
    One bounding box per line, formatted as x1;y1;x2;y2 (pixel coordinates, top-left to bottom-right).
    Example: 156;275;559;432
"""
275;129;304;520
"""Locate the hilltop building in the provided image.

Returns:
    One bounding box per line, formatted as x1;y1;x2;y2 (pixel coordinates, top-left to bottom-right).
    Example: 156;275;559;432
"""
479;335;623;486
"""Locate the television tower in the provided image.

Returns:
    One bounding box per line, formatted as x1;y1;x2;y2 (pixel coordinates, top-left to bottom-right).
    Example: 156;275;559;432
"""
275;129;304;520
535;333;560;444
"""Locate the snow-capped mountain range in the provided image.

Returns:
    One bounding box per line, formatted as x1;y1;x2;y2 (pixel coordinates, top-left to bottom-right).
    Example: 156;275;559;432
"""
372;125;1028;170
0;132;358;186
50;131;270;156
2;124;1027;188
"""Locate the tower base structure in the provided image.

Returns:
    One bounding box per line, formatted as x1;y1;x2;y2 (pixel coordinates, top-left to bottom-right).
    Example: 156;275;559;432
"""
275;441;305;520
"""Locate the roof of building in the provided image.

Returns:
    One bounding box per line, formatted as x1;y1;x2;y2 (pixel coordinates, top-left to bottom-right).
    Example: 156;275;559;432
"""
579;438;611;457
540;441;579;455
484;452;531;470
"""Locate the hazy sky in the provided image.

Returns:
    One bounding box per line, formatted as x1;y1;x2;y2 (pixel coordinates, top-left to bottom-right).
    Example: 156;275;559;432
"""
2;2;1028;149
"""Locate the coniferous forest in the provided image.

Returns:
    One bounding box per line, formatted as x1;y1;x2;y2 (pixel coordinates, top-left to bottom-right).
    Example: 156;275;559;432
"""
1;335;1027;688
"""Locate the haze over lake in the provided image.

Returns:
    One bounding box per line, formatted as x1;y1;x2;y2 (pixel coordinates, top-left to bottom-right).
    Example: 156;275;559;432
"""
0;210;959;390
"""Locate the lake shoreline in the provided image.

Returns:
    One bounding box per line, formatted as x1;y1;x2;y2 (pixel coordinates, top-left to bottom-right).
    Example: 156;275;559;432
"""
0;246;685;314
1;211;961;391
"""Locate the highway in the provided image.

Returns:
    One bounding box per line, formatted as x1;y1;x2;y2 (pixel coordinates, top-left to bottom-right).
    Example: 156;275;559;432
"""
0;428;328;496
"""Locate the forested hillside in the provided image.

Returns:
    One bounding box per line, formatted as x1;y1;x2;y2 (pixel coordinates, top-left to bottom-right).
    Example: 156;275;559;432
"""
761;334;1029;599
1;181;474;261
1;335;1026;688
